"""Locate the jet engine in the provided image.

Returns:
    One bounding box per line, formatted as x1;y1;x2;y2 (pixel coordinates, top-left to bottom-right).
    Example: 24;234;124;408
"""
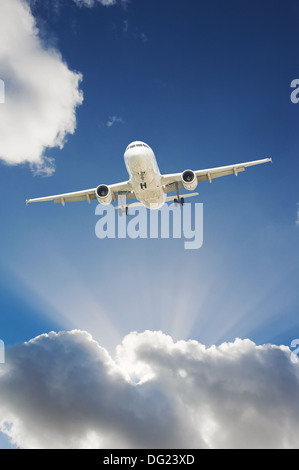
96;185;112;205
181;170;198;191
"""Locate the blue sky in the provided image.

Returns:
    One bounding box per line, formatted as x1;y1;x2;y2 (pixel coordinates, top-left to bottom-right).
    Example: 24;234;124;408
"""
0;0;299;449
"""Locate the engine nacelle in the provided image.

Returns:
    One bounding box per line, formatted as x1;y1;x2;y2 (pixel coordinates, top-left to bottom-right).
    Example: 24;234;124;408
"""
181;170;198;191
96;184;112;205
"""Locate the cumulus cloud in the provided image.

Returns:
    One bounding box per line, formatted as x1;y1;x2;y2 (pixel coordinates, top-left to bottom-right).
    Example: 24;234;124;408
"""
0;0;83;170
0;329;299;449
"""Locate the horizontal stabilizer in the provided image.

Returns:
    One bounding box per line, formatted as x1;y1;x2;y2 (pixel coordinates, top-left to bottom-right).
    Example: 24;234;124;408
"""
166;192;199;202
114;201;143;210
114;193;199;210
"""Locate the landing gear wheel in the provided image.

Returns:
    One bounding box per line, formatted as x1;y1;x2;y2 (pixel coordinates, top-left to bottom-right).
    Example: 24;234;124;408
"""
181;197;185;206
174;198;178;207
125;207;129;216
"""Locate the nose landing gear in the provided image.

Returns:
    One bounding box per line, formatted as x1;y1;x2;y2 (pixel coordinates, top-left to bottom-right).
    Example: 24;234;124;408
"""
118;206;129;216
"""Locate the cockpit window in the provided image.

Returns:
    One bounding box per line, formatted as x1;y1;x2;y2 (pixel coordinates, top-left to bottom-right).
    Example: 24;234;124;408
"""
126;143;150;150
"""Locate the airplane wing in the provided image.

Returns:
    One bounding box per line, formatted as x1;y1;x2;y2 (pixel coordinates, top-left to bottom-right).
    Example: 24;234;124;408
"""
161;158;272;193
26;181;135;206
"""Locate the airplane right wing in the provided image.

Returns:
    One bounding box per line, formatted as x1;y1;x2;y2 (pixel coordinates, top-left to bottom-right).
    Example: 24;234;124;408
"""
161;157;272;193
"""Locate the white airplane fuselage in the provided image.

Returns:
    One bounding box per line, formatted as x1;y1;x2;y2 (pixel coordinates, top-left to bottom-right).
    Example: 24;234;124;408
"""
124;141;166;209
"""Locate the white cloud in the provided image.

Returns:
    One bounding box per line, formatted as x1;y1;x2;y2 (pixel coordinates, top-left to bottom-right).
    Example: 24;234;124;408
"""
72;0;130;9
72;0;117;7
123;19;129;33
106;115;124;127
30;156;56;177
0;0;83;169
0;329;298;449
140;32;148;43
296;203;299;226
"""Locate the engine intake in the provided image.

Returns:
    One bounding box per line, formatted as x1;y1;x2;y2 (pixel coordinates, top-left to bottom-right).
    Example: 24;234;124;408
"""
181;170;198;191
96;185;112;205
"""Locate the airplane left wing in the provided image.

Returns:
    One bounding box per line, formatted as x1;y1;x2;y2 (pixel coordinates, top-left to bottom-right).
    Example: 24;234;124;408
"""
161;158;272;193
26;181;135;206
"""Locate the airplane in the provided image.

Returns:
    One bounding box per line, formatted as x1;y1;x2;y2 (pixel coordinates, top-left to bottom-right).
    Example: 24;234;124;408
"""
26;141;272;215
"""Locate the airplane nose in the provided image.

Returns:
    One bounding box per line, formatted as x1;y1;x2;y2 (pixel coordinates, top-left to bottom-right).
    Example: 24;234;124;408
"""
124;142;152;172
125;145;146;161
125;149;144;167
